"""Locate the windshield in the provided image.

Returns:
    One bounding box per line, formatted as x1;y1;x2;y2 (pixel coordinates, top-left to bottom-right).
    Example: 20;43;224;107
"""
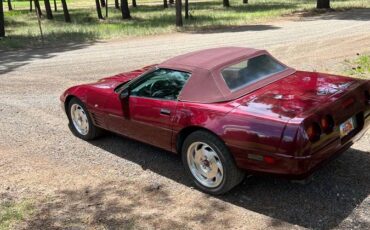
221;54;287;91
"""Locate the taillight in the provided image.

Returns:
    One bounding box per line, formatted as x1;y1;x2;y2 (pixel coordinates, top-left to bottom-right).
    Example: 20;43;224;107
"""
306;122;321;142
320;115;334;134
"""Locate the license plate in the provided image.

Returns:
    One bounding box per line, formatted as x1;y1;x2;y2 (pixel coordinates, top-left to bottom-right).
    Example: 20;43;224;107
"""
340;117;356;137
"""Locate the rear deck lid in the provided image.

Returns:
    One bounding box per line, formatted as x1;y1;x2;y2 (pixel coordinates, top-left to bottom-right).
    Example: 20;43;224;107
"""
234;71;361;121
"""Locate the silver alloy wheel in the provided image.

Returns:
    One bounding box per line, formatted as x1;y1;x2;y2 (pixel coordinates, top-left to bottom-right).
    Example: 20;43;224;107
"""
70;104;89;136
187;141;224;188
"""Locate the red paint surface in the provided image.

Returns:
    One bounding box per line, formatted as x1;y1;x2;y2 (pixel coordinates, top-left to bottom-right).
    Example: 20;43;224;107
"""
61;52;370;178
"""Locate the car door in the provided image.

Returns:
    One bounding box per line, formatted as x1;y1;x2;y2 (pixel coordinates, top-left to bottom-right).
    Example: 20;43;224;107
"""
128;97;176;151
123;68;191;151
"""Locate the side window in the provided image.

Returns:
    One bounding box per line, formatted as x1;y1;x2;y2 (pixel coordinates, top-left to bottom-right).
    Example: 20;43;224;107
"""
131;69;190;100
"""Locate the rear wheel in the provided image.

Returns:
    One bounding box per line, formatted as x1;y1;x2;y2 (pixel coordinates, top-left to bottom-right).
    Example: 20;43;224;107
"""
67;98;101;140
182;130;245;195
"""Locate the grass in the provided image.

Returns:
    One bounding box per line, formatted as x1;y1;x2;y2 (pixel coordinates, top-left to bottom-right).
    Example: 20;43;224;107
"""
0;200;34;230
346;54;370;78
1;0;369;49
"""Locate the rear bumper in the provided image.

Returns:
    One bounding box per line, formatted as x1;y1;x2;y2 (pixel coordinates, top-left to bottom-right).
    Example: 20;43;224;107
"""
290;112;370;178
234;114;370;178
287;138;353;179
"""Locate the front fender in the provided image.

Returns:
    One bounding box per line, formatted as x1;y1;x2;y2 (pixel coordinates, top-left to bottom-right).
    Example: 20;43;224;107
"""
60;85;89;113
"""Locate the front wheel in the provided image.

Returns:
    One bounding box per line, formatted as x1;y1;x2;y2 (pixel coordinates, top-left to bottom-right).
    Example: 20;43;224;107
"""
182;130;245;195
67;97;101;140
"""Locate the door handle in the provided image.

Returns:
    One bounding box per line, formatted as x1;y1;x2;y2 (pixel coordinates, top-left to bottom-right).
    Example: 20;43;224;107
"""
160;108;171;115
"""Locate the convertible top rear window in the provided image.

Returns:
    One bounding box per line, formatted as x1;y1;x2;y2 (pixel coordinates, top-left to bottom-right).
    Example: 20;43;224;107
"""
221;54;287;91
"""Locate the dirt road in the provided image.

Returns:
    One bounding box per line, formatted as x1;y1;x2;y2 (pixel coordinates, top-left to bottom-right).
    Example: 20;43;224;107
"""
1;9;369;229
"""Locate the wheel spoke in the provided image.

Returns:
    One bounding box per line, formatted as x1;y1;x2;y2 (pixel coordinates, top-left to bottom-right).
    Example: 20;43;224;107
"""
215;160;223;176
214;170;223;185
199;169;209;179
74;109;79;120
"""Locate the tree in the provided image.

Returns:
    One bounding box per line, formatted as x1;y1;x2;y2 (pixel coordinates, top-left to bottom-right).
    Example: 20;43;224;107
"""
44;0;53;19
223;0;230;7
95;0;103;19
105;0;108;17
54;0;57;11
163;0;168;8
175;0;182;27
169;0;174;4
317;0;330;9
29;0;33;11
184;0;189;19
0;0;5;37
115;0;119;9
243;0;248;4
61;0;71;22
132;0;137;7
120;0;131;19
34;0;42;16
7;0;12;11
100;0;106;7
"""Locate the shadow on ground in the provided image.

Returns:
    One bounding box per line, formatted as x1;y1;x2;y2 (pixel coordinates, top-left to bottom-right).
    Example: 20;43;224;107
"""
83;133;370;229
184;24;280;34
21;181;191;229
0;39;97;75
17;170;231;229
297;8;370;21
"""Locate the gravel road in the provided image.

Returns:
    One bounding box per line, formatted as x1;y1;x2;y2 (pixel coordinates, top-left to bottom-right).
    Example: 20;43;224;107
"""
0;9;370;230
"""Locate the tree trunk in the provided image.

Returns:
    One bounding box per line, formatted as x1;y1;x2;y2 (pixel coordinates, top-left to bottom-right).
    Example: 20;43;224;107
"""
243;0;248;4
184;0;189;19
35;6;44;42
54;0;57;12
30;0;33;11
163;0;168;8
100;0;106;7
105;0;108;18
132;0;136;7
169;0;174;4
0;0;5;37
95;0;103;19
223;0;230;7
175;0;182;27
61;0;71;22
120;0;131;19
34;0;42;16
44;0;53;19
317;0;330;9
115;0;119;9
7;0;12;11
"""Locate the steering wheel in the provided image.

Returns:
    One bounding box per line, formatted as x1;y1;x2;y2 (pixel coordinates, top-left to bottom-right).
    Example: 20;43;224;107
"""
149;81;163;97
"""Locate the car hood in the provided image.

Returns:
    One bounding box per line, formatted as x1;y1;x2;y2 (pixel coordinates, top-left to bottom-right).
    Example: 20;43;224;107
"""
234;71;364;121
87;64;156;91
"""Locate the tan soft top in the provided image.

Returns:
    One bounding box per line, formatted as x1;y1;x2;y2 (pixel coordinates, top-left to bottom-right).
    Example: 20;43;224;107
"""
158;47;295;103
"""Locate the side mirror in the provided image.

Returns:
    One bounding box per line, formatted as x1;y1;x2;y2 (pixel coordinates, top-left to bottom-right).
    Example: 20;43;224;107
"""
119;87;130;100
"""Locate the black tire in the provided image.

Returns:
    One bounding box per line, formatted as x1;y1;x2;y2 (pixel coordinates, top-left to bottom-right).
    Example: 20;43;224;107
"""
181;130;245;195
66;97;102;140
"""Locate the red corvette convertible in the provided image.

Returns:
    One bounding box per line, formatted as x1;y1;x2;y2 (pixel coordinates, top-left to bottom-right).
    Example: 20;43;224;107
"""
61;47;370;194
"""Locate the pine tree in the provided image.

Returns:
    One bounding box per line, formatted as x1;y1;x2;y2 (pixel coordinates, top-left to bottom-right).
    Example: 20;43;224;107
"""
120;0;131;19
0;0;5;37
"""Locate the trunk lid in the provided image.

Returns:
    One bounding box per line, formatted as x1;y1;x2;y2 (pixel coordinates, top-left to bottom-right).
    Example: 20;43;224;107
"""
234;71;367;121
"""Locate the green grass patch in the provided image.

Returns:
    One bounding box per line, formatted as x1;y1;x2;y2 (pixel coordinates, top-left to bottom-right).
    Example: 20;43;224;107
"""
346;54;370;78
0;200;34;230
1;0;369;49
